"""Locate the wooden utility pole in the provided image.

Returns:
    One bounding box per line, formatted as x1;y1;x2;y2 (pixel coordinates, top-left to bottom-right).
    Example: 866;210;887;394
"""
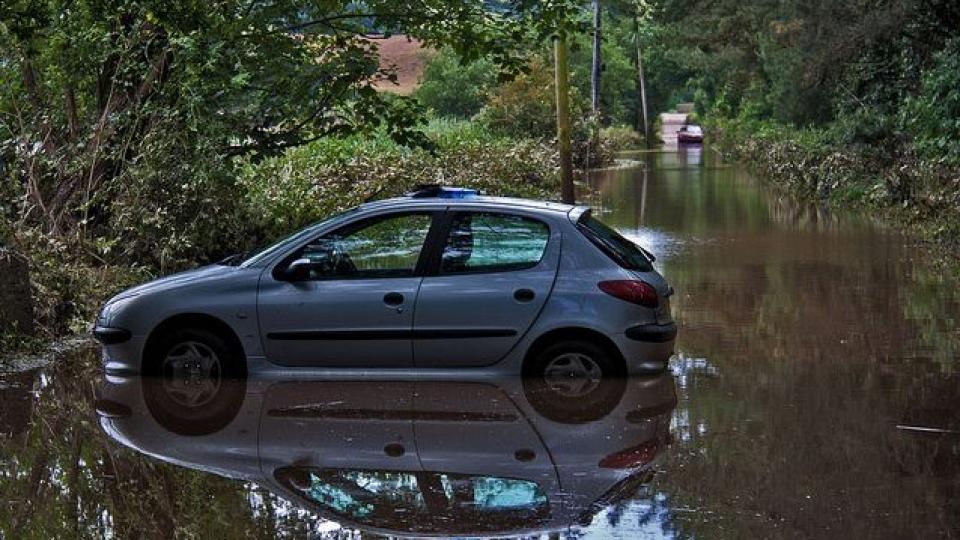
554;35;575;204
635;13;651;148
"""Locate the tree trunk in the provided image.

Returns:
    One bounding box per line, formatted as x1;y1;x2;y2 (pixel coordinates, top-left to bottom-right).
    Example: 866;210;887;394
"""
635;14;651;148
554;35;575;204
589;0;602;168
591;0;602;115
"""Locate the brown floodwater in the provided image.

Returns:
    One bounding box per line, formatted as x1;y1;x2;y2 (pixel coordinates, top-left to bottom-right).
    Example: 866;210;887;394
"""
1;146;958;539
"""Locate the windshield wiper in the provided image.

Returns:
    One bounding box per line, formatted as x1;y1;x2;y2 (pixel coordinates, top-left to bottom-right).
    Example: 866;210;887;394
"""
217;252;246;266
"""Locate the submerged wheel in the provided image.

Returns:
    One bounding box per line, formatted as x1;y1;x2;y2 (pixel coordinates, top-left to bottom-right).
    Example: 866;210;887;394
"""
144;327;246;379
523;340;626;424
143;327;246;436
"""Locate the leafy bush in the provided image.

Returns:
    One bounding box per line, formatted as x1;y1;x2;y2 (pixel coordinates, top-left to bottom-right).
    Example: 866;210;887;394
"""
477;56;589;140
14;230;150;337
601;125;645;151
903;40;960;166
415;48;498;118
239;119;559;241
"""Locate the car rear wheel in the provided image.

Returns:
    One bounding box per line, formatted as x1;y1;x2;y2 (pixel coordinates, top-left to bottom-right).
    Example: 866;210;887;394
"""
523;340;626;424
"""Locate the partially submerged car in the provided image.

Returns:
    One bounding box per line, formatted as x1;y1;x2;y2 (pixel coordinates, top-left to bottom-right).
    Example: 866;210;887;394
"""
95;186;676;379
677;124;703;143
96;372;676;538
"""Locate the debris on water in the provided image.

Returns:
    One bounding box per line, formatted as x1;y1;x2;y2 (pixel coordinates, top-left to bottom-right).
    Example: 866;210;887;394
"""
895;425;959;434
0;336;93;374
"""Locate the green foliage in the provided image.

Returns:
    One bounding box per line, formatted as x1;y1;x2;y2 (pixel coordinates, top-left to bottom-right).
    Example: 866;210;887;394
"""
645;0;960;127
477;56;568;139
239;119;560;241
569;14;641;126
14;230;150;337
903;40;960;166
415;47;498;118
0;0;574;270
476;54;595;141
601;125;645;150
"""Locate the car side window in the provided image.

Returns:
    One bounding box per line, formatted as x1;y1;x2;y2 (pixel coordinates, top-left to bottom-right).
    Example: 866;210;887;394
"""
295;213;433;279
440;212;549;275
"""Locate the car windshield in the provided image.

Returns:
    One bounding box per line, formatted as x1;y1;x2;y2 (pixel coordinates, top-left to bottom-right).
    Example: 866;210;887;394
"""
577;212;654;272
233;208;361;268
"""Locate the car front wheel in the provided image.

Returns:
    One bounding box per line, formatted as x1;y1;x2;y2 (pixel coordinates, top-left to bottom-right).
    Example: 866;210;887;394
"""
142;328;246;436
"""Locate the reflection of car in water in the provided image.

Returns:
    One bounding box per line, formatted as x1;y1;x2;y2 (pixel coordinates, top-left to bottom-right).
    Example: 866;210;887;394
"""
97;371;675;538
677;124;703;144
678;142;703;167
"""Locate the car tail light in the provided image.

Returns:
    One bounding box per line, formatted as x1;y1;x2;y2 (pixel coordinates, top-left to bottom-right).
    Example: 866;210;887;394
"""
599;440;659;469
598;280;659;308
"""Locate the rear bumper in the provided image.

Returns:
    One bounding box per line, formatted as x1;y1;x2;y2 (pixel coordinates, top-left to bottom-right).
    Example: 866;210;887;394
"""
613;324;677;375
625;322;677;343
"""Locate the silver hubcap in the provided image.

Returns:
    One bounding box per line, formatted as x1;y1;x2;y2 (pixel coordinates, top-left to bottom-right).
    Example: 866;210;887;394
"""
161;341;222;408
543;352;603;397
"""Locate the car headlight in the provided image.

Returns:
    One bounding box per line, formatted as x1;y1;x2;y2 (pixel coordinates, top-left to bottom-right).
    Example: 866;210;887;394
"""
99;294;140;326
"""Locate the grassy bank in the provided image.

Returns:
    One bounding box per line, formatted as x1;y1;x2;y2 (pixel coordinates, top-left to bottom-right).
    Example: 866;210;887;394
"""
710;117;960;250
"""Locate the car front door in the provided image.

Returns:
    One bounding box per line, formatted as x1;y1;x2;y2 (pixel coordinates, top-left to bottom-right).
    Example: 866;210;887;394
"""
258;211;437;367
412;211;560;367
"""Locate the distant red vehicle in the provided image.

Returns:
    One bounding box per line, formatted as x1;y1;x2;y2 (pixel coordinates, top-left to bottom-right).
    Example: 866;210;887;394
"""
677;124;703;143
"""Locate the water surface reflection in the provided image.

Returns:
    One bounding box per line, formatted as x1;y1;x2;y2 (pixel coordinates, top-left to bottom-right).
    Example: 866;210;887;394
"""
589;149;960;538
94;373;675;538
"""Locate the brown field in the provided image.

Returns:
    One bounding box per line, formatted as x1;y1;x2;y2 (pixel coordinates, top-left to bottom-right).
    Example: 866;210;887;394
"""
371;35;430;95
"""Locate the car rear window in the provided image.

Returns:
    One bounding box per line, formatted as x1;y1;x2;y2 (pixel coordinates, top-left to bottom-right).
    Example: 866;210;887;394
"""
440;212;549;275
577;213;654;272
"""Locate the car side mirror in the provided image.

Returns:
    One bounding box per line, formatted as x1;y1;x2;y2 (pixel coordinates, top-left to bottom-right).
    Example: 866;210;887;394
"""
283;258;313;281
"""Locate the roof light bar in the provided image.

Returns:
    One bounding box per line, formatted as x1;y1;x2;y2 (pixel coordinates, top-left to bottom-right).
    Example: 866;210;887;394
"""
407;185;479;199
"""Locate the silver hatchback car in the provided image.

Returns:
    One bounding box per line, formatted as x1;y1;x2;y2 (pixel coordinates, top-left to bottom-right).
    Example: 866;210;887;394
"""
95;186;677;379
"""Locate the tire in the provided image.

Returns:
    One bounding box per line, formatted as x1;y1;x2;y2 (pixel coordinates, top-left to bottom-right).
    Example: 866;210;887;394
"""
144;327;246;379
142;327;246;436
522;339;626;424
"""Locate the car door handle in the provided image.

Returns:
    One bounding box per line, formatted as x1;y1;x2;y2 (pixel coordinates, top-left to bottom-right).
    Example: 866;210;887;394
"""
384;443;405;457
514;288;536;302
383;292;404;306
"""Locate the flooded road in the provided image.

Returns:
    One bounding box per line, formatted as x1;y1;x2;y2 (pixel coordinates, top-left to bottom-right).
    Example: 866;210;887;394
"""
2;146;959;538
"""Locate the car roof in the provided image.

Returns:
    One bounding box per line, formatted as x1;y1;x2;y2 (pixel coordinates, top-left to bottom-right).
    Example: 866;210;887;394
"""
359;193;582;216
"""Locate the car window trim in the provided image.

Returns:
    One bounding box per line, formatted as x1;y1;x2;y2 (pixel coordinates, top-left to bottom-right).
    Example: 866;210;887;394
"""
425;210;552;277
272;210;444;281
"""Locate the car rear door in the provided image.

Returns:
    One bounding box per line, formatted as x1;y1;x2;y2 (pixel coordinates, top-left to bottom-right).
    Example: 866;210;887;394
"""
412;210;561;367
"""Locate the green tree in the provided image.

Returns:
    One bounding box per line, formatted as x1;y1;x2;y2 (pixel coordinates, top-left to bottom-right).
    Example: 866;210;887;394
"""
0;0;571;266
415;47;497;118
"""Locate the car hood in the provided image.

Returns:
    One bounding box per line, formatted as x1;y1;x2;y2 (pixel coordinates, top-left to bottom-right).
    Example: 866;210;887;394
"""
109;264;239;303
